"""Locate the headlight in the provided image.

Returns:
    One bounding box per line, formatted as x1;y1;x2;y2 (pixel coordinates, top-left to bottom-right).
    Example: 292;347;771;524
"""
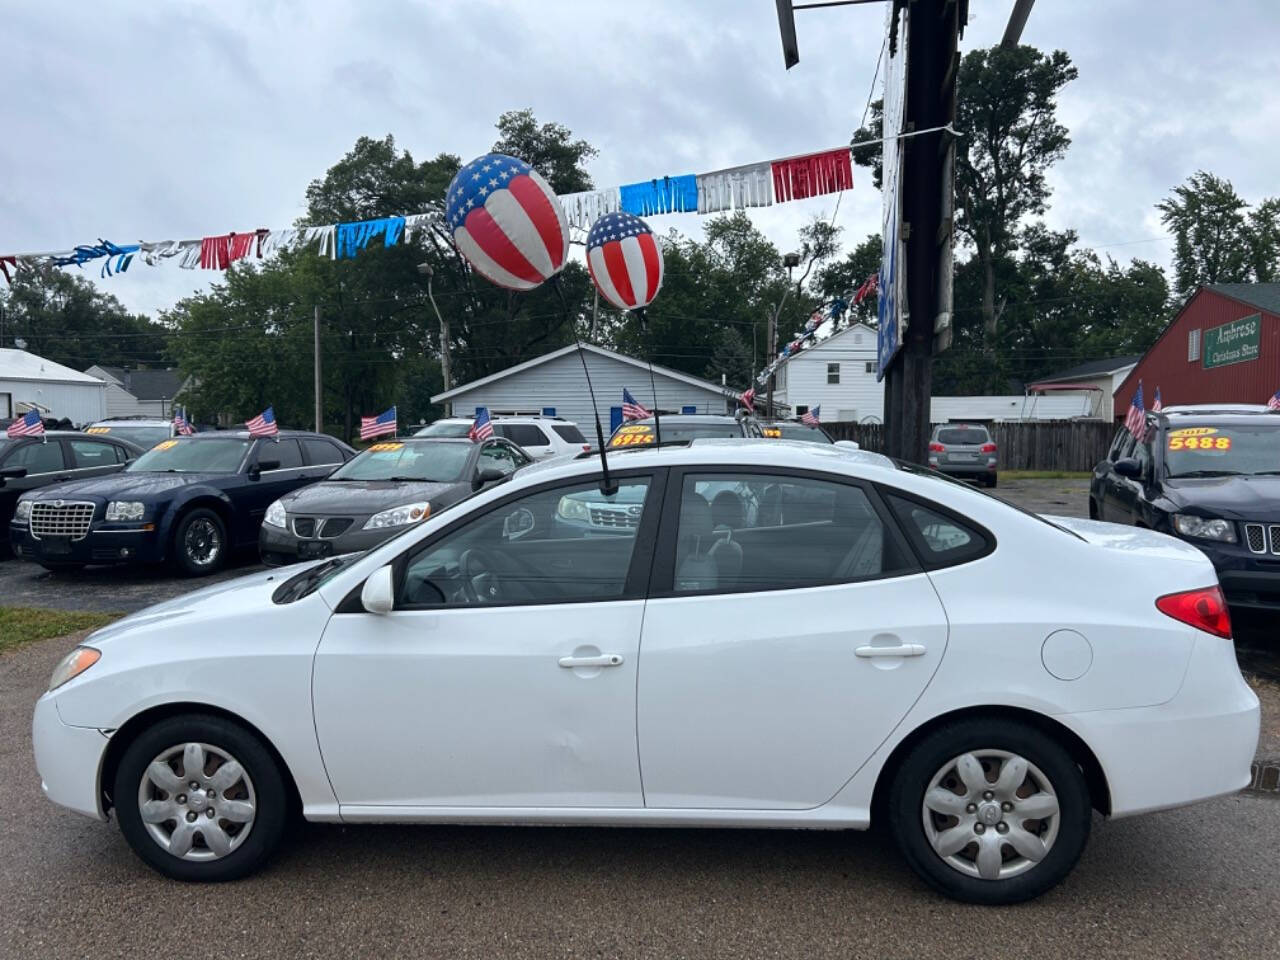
14;500;32;522
48;646;101;691
1172;514;1237;543
105;501;145;522
264;499;287;528
557;497;589;521
362;502;431;530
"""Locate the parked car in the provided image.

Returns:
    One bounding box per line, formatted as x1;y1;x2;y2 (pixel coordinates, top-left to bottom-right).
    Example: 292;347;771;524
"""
10;431;354;575
417;415;589;459
928;423;999;487
761;420;834;444
32;440;1257;903
259;436;532;565
1;431;142;551
84;416;179;450
1090;403;1280;621
609;413;763;447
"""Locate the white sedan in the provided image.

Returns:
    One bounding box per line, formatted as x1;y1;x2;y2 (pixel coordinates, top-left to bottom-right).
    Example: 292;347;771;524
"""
33;441;1259;904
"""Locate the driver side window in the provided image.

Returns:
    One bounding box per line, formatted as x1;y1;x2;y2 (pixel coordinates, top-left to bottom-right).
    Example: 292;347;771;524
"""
399;477;654;608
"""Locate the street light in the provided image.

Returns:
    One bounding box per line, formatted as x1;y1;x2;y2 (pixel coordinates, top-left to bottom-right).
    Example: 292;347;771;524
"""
418;262;452;417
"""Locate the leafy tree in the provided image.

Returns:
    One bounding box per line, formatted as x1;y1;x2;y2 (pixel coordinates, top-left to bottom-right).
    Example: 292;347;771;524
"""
491;109;597;193
814;233;883;325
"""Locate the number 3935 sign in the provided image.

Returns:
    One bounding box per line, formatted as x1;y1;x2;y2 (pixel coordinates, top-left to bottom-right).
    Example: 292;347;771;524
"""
1202;314;1260;369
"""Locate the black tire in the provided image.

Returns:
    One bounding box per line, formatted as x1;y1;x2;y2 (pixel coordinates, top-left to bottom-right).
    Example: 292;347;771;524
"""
113;713;288;881
887;718;1091;905
1088;498;1098;520
173;508;227;576
984;474;998;488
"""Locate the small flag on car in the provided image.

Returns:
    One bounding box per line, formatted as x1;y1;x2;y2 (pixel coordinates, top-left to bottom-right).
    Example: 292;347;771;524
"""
622;388;651;422
245;406;279;437
801;405;821;425
1124;382;1146;442
1152;387;1163;413
173;407;195;436
739;387;755;411
360;406;397;441
468;406;494;442
6;409;44;439
1268;389;1280;411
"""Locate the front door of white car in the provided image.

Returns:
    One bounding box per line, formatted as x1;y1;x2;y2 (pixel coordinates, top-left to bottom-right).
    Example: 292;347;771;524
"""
311;472;662;809
636;470;952;810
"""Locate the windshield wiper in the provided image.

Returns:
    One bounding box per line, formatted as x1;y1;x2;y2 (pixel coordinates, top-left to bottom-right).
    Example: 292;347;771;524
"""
1171;469;1241;478
275;556;348;603
1249;470;1280;476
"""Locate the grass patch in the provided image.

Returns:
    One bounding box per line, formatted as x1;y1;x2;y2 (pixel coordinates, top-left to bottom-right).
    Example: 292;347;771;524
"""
0;607;122;655
1000;470;1092;480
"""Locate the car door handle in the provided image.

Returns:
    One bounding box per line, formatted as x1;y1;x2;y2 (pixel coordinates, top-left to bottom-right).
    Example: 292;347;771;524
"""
855;643;926;658
558;654;625;668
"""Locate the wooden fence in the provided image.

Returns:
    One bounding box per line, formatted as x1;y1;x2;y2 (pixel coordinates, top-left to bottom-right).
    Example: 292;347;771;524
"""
822;420;1115;472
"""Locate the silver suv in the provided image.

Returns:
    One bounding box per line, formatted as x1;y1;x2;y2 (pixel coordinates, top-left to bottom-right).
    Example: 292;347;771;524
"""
84;416;176;450
928;423;999;487
416;415;589;460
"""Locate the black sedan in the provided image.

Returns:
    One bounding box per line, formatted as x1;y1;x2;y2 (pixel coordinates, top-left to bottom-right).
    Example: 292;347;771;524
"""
259;436;531;565
1089;403;1280;620
9;431;354;575
1;431;142;551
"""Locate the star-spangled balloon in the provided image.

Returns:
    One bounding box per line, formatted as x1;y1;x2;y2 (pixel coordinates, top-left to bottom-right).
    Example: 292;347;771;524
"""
585;211;664;312
444;153;569;291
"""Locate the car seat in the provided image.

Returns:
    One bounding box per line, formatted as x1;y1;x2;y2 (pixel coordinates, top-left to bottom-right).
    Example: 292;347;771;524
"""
675;495;718;592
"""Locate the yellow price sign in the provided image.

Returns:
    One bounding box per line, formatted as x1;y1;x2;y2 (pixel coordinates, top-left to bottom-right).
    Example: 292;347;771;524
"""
1169;427;1217;438
368;442;403;452
763;427;782;438
85;426;111;434
152;439;178;451
1168;434;1231;451
615;424;650;435
610;431;654;447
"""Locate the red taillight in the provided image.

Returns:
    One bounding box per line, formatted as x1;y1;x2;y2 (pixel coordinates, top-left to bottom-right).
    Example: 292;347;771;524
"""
981;442;997;453
1155;586;1232;639
928;442;945;453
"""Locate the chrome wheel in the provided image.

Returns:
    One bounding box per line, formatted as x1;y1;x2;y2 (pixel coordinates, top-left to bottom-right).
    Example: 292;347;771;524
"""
137;742;256;861
921;749;1060;881
183;518;221;567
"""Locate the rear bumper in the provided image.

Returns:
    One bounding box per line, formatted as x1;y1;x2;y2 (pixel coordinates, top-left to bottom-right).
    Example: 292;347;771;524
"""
1057;632;1260;818
32;695;110;821
929;461;997;478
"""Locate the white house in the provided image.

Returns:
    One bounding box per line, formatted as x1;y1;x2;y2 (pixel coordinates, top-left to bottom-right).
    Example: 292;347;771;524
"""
772;323;884;423
431;343;745;434
0;348;107;425
84;365;188;419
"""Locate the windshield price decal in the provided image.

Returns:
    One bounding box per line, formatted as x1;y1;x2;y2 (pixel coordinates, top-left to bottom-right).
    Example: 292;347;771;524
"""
1169;434;1230;451
763;427;782;438
86;426;111;434
610;432;653;446
152;439;178;451
368;442;403;452
1168;427;1217;438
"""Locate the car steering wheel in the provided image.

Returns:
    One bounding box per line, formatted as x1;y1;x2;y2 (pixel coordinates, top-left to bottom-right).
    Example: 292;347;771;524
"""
459;548;504;604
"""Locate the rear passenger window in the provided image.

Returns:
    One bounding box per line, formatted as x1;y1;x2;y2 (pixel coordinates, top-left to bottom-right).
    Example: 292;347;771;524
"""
302;438;345;465
887;495;991;569
260;439;303;469
672;473;912;594
551;424;586;444
68;439;117;468
499;424;550;448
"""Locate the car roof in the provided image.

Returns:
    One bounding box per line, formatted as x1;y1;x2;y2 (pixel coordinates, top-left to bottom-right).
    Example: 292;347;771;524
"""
1158;404;1277;417
174;430;351;444
629;414;742;424
90;417;172;425
431;415;575;423
5;430;133;440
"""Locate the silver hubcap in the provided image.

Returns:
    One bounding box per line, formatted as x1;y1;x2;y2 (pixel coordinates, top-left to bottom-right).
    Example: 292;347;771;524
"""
184;518;221;566
137;742;256;861
921;749;1060;881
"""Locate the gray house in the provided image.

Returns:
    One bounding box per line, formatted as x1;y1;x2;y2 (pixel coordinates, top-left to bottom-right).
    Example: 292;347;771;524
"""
85;365;189;419
431;343;747;433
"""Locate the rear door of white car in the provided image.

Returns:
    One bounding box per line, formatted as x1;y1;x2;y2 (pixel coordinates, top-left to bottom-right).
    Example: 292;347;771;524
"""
636;467;952;810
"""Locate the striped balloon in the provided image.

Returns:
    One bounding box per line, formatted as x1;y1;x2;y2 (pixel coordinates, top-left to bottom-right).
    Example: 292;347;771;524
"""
585;211;664;312
444;153;570;291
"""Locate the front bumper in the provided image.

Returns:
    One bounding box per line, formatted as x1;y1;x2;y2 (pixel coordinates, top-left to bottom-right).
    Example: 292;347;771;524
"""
258;519;401;566
9;519;163;566
1058;631;1260;818
32;695;110;821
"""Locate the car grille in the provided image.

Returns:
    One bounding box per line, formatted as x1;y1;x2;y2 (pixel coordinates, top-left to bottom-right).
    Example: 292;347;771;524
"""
589;506;639;529
292;517;316;538
1272;525;1280;556
319;518;353;538
30;501;95;541
1245;523;1267;554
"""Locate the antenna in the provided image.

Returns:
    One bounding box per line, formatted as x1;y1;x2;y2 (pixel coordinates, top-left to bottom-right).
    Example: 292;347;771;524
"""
552;276;617;496
634;306;661;446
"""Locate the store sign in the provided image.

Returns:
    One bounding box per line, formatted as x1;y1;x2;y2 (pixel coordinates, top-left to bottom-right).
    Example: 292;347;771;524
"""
877;2;908;381
1202;314;1261;369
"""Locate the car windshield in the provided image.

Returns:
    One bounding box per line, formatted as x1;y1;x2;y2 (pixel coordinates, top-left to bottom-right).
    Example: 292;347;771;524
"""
610;420;741;446
1164;422;1280;478
416;421;472;438
127;437;249;473
330;441;471;482
936;427;990;445
775;423;834;443
90;424;171;448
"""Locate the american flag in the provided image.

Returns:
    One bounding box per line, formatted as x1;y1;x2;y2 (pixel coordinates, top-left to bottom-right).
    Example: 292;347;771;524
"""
245;406;278;437
739;387;755;410
622;388;651;422
173;407;194;436
1268;389;1280;411
854;273;878;304
1152;387;1163;413
6;409;44;439
468;406;494;442
360;406;397;441
1124;382;1147;442
801;405;821;425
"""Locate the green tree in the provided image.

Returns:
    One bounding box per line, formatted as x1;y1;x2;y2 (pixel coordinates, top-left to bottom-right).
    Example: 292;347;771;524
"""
491;109;597;193
814;233;883;325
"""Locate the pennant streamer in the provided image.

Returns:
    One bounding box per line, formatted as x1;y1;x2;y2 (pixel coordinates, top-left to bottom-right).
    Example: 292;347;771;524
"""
335;216;405;259
620;175;699;216
696;162;773;214
771;148;854;203
559;188;622;230
754;272;878;387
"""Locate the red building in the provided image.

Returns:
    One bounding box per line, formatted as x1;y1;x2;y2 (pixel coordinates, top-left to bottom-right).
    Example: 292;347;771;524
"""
1114;283;1280;417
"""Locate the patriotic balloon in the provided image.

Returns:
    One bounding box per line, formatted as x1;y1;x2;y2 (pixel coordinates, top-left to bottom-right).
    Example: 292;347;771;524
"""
585;211;664;312
444;153;569;291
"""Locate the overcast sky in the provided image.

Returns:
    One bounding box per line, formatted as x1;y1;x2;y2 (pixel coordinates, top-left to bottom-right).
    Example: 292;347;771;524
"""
2;0;1278;323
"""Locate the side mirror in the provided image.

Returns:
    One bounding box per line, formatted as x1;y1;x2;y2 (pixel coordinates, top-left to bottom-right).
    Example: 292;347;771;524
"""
473;466;505;490
0;466;27;487
249;458;281;480
360;565;396;614
834;440;860;451
1114;457;1142;479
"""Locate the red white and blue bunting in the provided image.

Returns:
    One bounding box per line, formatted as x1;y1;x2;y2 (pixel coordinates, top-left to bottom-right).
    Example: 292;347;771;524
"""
754;272;878;388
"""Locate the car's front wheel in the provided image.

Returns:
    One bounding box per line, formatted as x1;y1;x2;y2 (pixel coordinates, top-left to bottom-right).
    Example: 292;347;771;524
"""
174;508;227;576
113;713;288;881
888;718;1091;904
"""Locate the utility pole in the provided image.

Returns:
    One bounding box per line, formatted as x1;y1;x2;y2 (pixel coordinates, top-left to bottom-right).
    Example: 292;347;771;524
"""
313;304;323;432
418;262;452;416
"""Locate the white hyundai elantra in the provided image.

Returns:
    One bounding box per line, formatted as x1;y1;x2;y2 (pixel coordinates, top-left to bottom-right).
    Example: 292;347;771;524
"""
33;441;1259;904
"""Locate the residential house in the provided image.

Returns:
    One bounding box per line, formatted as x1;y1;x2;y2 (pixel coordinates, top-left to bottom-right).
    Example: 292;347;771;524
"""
771;323;883;422
1026;355;1140;420
1;348;107;425
84;366;188;419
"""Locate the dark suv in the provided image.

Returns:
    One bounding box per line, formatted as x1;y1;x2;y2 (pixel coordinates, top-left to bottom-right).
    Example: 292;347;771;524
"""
1090;404;1280;620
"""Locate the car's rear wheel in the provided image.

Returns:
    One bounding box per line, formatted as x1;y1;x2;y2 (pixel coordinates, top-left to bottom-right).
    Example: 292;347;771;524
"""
983;474;998;488
174;508;226;576
888;718;1091;904
113;713;287;881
